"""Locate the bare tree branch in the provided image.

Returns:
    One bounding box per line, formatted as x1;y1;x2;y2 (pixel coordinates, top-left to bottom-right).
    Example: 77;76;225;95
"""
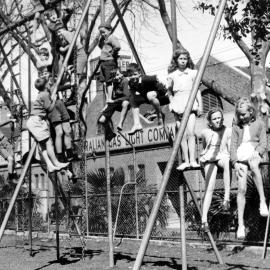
224;15;252;61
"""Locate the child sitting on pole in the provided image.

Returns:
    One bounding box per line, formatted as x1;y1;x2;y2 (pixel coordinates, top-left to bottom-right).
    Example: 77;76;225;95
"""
98;69;130;140
199;108;231;232
125;63;169;135
230;97;269;239
98;22;121;103
0;119;17;183
167;49;203;170
26;77;69;172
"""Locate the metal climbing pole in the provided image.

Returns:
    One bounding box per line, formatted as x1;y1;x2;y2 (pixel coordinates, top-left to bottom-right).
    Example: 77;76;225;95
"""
133;0;227;269
170;1;187;269
0;0;92;242
100;0;114;267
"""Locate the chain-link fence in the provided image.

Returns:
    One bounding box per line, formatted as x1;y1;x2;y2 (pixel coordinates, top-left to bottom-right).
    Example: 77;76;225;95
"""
0;139;270;245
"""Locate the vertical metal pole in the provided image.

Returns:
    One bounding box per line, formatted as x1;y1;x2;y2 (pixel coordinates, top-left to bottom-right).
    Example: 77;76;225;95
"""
54;174;60;260
100;1;114;264
171;0;177;51
85;151;89;237
105;139;114;267
171;0;187;268
111;0;145;75
100;0;105;23
133;147;139;239
133;0;227;268
27;26;33;257
262;201;270;259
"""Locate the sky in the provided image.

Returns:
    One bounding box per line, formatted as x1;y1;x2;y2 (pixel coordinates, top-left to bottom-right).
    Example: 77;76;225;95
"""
107;0;251;80
2;0;266;104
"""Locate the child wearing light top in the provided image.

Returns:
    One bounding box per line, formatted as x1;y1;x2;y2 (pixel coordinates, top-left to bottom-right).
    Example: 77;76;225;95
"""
26;77;69;172
199;108;231;232
167;49;203;170
230;97;269;239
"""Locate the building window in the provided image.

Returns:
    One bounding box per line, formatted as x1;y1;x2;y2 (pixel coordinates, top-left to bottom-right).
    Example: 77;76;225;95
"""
201;89;223;114
40;173;45;189
34;174;39;189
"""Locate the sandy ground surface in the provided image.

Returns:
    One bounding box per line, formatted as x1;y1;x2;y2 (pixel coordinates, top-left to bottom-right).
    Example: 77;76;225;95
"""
0;235;270;270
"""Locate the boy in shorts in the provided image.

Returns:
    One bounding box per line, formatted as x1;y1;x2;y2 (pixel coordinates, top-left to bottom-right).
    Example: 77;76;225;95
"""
98;69;130;140
98;22;121;103
26;77;69;172
125;63;169;135
48;98;73;162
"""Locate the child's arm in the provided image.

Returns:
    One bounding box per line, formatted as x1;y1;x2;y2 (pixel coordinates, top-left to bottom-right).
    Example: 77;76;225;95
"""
166;76;174;102
42;92;57;113
196;89;203;115
59;45;69;53
230;124;239;167
108;35;121;57
255;120;267;157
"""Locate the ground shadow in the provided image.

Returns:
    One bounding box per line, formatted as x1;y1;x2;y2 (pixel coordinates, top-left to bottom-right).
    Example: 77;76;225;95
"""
114;251;198;270
226;263;270;270
34;256;80;270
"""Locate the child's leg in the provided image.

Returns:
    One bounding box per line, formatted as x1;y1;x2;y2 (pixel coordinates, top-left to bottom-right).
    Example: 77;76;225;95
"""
117;101;129;130
201;163;218;224
128;107;143;135
105;83;113;103
249;158;268;215
7;155;15;175
147;91;162;125
176;119;189;164
186;113;198;166
218;157;231;203
236;163;248;230
54;123;63;154
45;138;69;168
41;149;59;173
62;121;73;160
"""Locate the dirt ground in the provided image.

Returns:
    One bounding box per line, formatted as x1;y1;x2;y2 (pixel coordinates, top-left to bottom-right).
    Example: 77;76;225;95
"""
0;235;270;270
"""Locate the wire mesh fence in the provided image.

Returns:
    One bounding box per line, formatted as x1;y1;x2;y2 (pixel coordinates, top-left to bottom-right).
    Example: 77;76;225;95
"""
0;140;270;245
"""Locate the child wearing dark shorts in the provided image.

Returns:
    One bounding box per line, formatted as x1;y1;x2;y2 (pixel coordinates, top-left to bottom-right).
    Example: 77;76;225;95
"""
98;22;121;103
48;99;73;162
126;63;169;135
98;70;130;140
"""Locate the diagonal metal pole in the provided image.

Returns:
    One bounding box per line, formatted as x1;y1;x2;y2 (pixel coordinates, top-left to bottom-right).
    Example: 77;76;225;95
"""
132;0;227;269
0;42;27;109
111;0;145;75
0;0;92;243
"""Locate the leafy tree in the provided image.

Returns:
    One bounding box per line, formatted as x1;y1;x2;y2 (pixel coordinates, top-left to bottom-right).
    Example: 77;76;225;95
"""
196;0;270;111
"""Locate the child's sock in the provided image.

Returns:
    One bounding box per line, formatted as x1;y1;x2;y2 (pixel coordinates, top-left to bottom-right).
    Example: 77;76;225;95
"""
8;172;18;184
66;148;74;161
56;153;66;163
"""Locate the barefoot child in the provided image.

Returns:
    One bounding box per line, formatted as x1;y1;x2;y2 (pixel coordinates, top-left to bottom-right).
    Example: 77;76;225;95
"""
230;97;269;239
199;108;231;231
26;77;69;172
167;49;203;170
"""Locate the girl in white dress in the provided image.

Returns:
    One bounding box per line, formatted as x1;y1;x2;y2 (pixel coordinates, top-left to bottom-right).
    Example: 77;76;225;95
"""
167;49;203;170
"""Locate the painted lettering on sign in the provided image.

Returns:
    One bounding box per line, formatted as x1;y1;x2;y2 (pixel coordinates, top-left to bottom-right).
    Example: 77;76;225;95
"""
85;124;176;153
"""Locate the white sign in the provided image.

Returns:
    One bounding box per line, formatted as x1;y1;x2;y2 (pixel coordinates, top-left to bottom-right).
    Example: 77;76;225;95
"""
85;123;177;154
